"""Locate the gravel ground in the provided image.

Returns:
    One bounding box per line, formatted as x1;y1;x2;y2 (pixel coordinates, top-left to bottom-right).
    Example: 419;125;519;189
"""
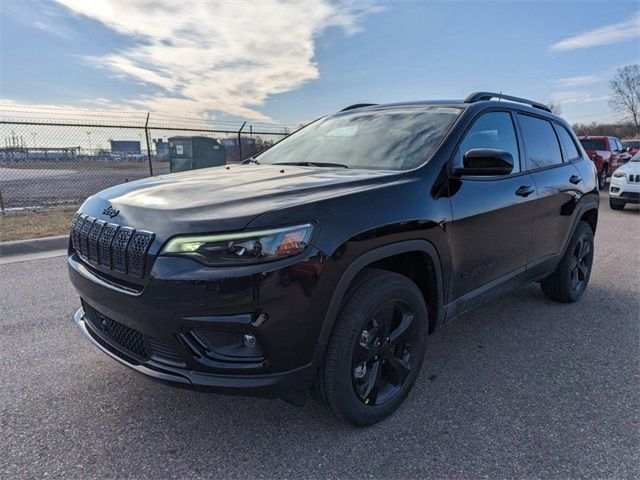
1;198;638;479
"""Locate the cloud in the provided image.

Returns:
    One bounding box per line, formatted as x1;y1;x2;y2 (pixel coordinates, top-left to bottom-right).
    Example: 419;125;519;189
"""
549;91;609;105
54;0;380;122
3;0;76;39
550;14;640;52
554;75;600;87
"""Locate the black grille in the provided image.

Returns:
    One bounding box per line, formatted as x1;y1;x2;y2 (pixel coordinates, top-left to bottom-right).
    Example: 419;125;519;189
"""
127;232;153;277
87;220;105;263
72;213;86;251
70;212;154;278
70;213;81;250
98;223;118;268
79;216;94;257
82;300;148;360
112;228;133;273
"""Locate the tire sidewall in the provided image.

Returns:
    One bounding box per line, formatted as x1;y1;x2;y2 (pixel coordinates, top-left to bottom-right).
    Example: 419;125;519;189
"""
326;274;428;426
557;223;594;301
598;167;608;190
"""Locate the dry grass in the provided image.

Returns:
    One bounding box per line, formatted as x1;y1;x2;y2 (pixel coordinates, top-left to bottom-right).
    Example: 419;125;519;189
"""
0;209;76;242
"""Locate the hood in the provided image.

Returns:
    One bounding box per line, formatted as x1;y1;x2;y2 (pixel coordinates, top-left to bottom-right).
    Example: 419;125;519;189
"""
615;160;640;175
80;164;403;241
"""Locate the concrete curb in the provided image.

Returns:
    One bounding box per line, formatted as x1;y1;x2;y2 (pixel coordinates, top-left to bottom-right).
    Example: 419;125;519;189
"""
0;235;69;257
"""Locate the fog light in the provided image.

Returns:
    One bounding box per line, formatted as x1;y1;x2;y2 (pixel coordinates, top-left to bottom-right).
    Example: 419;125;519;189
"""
243;333;257;348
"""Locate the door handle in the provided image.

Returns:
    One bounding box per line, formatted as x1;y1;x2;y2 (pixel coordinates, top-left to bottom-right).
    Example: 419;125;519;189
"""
515;185;535;197
569;175;582;184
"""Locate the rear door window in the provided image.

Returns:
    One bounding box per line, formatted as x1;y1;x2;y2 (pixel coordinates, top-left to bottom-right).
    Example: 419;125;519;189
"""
555;125;580;161
517;114;563;170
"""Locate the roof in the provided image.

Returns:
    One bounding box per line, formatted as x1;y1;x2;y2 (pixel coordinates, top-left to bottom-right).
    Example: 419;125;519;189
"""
338;91;557;118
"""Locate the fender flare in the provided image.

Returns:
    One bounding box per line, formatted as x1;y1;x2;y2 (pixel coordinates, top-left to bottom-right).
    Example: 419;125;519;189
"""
563;200;598;253
312;239;444;366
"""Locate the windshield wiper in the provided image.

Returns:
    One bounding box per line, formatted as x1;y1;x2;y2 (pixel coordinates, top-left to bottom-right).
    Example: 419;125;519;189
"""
242;157;260;164
273;161;349;169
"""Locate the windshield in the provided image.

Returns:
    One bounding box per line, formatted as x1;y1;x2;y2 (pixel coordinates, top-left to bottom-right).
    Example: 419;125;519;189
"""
632;152;640;162
255;107;462;170
579;138;606;150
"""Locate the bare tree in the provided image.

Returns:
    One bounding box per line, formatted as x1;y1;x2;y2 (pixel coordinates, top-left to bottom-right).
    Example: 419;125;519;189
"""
609;64;640;134
547;101;562;115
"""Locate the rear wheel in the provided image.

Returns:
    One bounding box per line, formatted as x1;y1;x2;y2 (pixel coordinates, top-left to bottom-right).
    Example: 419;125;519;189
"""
541;221;594;303
598;166;608;190
314;269;428;426
609;198;625;210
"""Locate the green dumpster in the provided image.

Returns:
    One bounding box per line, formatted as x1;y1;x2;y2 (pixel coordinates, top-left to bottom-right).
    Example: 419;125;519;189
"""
169;136;226;173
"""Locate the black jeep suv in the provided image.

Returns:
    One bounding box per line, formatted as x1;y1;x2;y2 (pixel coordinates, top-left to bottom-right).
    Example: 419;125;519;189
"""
68;92;599;426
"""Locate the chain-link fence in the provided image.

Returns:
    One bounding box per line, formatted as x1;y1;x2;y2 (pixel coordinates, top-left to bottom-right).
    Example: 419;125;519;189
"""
0;106;296;213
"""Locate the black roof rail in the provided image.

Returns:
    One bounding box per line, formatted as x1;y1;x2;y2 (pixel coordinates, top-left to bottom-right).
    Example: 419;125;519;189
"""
465;92;551;113
340;103;377;112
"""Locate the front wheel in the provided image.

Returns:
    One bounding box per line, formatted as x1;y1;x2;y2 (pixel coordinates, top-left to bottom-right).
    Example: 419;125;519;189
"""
541;221;594;303
314;269;428;426
598;167;608;190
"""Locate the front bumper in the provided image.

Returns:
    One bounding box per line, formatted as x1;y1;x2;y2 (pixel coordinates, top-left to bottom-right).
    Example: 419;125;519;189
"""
74;308;314;403
69;247;336;404
610;179;640;203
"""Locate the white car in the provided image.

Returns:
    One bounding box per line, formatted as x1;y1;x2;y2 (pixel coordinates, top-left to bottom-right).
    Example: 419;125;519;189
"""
609;152;640;210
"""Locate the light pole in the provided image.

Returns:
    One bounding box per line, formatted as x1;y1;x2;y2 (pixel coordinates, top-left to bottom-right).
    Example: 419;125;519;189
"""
86;131;92;155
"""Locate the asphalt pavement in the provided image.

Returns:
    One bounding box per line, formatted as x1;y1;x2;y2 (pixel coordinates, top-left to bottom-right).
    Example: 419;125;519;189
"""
0;165;168;210
1;198;638;479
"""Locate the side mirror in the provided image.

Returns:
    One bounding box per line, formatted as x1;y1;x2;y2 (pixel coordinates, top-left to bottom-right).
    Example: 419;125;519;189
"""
453;148;514;176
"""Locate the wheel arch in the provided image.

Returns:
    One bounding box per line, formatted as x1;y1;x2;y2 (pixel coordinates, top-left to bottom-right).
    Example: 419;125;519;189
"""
579;206;598;234
563;201;599;253
313;240;444;367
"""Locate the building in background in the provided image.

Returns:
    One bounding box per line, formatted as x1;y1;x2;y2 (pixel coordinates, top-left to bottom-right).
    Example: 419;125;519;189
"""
110;140;142;158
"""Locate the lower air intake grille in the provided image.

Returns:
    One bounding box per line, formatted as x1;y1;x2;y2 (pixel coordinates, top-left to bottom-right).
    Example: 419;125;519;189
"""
82;300;148;360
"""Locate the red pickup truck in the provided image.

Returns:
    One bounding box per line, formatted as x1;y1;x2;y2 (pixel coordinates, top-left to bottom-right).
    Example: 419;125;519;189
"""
621;139;640;157
579;136;631;189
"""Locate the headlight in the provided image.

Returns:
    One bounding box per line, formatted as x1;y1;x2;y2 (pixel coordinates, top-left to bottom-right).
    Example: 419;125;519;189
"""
160;223;314;266
613;171;626;178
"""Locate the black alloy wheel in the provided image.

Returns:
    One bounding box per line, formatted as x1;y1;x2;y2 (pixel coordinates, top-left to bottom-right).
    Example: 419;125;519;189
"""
598;167;608;190
313;269;428;426
351;300;418;406
541;221;594;303
569;234;592;294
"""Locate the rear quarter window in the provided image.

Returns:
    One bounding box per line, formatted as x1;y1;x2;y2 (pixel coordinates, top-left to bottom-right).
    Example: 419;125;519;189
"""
556;125;580;161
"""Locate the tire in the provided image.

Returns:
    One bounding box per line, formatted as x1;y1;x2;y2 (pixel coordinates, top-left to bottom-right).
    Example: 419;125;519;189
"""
313;268;428;426
540;221;594;303
609;198;625;210
598;166;608;190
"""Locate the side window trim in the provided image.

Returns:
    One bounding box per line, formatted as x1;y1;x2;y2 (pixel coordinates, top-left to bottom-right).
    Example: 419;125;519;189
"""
447;108;524;178
514;112;565;172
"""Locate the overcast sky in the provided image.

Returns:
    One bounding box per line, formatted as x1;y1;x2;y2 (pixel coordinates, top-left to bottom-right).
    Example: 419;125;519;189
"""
1;0;639;125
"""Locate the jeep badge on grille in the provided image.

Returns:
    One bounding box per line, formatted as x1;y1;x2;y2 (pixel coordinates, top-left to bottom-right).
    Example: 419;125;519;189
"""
102;205;120;218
